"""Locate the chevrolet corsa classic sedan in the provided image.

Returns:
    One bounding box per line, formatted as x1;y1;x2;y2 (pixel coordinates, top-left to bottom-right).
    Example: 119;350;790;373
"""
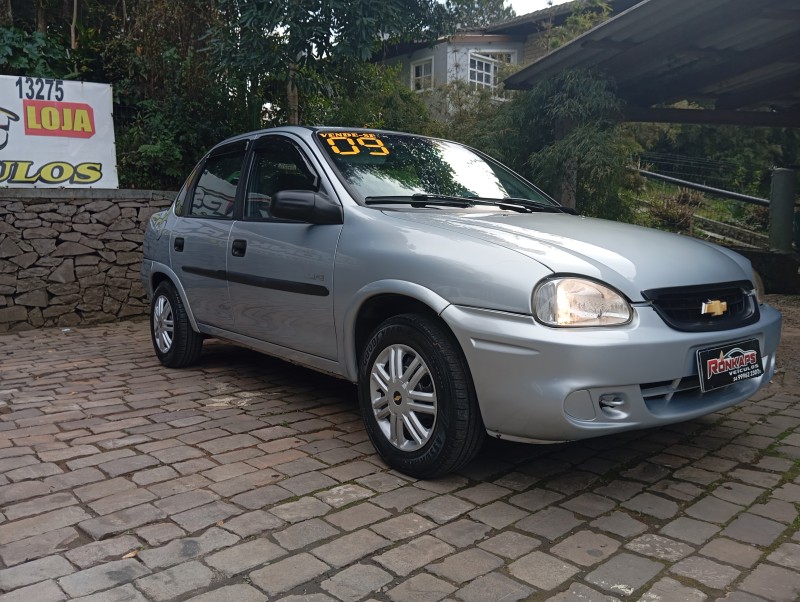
141;126;781;478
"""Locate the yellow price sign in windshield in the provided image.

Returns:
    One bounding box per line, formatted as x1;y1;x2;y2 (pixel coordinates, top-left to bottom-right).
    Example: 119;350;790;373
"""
321;133;390;157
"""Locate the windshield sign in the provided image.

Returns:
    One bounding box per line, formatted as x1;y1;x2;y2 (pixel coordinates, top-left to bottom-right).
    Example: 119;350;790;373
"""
317;130;553;205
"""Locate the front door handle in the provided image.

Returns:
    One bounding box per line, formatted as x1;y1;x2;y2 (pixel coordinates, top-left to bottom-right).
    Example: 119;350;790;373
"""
174;237;184;252
231;239;247;257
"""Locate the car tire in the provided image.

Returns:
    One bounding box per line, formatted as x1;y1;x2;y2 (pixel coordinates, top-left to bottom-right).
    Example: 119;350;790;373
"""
150;281;203;368
358;313;484;478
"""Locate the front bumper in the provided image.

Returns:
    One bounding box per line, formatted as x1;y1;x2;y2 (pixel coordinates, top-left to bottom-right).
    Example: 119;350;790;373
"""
441;303;781;443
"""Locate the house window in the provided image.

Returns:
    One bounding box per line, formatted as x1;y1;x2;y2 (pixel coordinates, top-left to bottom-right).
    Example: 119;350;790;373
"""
412;59;433;91
469;52;513;91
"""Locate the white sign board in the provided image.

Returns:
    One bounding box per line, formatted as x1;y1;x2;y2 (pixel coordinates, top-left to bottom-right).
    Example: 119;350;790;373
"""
0;75;119;188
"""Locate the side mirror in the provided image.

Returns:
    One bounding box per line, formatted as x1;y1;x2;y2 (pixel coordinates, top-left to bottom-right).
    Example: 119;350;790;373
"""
271;190;343;225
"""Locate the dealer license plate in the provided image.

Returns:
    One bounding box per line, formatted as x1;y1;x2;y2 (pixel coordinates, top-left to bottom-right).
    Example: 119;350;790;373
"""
696;338;763;393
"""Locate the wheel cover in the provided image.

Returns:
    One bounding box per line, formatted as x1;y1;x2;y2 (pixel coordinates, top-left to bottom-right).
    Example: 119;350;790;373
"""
153;295;175;354
369;343;438;452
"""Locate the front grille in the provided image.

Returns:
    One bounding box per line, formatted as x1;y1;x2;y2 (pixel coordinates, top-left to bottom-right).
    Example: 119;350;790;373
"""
642;280;759;332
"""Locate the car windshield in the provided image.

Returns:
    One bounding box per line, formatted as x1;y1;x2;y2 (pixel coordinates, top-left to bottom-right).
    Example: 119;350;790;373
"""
316;130;557;207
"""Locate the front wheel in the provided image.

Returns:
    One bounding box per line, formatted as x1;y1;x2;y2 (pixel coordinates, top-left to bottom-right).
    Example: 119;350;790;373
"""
358;313;484;478
150;281;203;368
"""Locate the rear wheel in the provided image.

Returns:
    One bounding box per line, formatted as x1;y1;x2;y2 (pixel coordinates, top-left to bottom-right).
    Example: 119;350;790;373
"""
150;281;203;368
358;313;484;478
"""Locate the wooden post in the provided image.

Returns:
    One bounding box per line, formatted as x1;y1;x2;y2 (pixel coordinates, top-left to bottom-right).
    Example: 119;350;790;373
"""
769;168;796;253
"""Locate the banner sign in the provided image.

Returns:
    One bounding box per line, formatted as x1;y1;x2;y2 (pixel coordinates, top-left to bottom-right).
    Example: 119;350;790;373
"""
0;75;118;188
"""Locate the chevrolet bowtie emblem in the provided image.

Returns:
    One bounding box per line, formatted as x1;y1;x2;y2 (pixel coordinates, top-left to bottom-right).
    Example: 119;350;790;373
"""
701;300;728;316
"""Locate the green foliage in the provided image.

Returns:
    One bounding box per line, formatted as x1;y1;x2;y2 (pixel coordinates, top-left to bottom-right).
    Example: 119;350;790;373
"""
540;0;611;51
446;0;515;28
0;27;71;77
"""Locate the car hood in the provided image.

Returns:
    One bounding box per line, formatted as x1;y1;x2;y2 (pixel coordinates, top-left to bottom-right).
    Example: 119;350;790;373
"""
384;211;753;302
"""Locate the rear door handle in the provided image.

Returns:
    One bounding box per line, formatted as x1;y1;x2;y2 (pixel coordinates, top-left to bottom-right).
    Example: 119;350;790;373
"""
231;239;247;257
174;237;184;252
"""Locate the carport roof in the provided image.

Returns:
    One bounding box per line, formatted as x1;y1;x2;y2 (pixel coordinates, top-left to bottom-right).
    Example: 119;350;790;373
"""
504;0;800;128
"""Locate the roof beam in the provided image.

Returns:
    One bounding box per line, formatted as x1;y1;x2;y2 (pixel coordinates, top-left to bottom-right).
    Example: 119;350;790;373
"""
622;107;800;128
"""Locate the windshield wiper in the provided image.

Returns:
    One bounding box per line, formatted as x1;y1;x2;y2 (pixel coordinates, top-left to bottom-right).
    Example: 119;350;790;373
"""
364;193;573;214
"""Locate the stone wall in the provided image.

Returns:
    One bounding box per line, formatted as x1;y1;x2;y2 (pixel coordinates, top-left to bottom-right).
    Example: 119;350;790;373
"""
0;189;174;332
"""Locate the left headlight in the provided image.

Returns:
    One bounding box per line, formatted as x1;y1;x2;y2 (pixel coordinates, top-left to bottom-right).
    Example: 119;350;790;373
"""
534;277;632;327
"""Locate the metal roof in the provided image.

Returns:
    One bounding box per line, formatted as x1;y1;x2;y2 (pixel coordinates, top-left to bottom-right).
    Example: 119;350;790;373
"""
504;0;800;127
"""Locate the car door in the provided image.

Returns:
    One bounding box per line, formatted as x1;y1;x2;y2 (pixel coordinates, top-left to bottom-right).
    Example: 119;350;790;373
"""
169;141;247;330
227;134;342;360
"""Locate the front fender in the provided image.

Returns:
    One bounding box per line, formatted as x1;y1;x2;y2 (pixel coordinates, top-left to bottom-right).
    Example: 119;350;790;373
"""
340;279;451;382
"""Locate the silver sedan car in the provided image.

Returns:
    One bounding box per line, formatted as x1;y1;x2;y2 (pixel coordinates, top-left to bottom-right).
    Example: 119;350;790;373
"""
141;126;781;478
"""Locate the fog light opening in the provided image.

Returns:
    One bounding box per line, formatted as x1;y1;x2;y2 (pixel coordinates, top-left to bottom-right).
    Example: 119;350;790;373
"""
598;393;628;419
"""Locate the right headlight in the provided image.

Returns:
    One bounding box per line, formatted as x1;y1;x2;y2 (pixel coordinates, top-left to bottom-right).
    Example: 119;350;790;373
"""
534;277;632;327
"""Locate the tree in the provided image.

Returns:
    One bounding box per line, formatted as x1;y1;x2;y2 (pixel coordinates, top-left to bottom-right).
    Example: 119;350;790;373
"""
207;0;451;125
446;0;515;29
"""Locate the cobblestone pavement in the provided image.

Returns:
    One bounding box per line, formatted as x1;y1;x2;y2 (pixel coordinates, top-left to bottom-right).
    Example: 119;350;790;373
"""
0;295;798;602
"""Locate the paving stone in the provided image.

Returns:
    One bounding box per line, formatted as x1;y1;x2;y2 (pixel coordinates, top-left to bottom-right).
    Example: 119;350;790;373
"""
428;548;504;583
621;492;680;519
274;518;340;551
3;492;77;521
508;488;564;512
271;497;332;523
0;579;67;602
593;479;645;502
670;556;740;589
660;517;721;545
721;513;786;546
453;482;511;505
0;506;91;545
560;493;616;518
314;483;373;508
67;449;136;470
171;500;240;533
205;538;287;576
220;509;284;537
585;553;665;597
135;560;213;601
455;571;533;602
590;511;648;538
621;462;671;483
515;507;583;541
136;522;186;546
311;529;388;567
508;550;579;590
58;559;151;598
89;487;156;515
414;494;476;524
153;489;219;515
766;542;800;570
321;564;393;602
749;499;797;524
326;503;391;532
0;527;80;567
98;454;159;477
478;531;540;559
649;479;705;502
546;582;618;601
78;504;166;540
374;535;454;576
685;496;744;524
73;477;136;502
370;513;436;541
431;519;491;548
712;482;765;506
139;527;239;569
70;583;148;602
469;501;528;529
728;469;782;489
551;530;621;566
386;573;455;602
249;553;331;596
698;538;762;568
132;466;180;486
624;533;694;562
0;481;49;505
356;472;408;493
231;484;292;509
184;584;266;602
0;555;75;592
640;576;708;602
372;486;436;512
64;535;140;569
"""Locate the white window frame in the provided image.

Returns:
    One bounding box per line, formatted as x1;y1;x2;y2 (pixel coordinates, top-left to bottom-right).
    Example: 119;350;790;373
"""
411;58;434;92
468;51;515;91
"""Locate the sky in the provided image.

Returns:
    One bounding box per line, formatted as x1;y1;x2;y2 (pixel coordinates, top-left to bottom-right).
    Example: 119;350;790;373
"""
508;0;571;16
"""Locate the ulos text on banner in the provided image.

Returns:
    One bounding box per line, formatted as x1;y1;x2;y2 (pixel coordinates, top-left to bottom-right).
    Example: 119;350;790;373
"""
0;75;119;188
